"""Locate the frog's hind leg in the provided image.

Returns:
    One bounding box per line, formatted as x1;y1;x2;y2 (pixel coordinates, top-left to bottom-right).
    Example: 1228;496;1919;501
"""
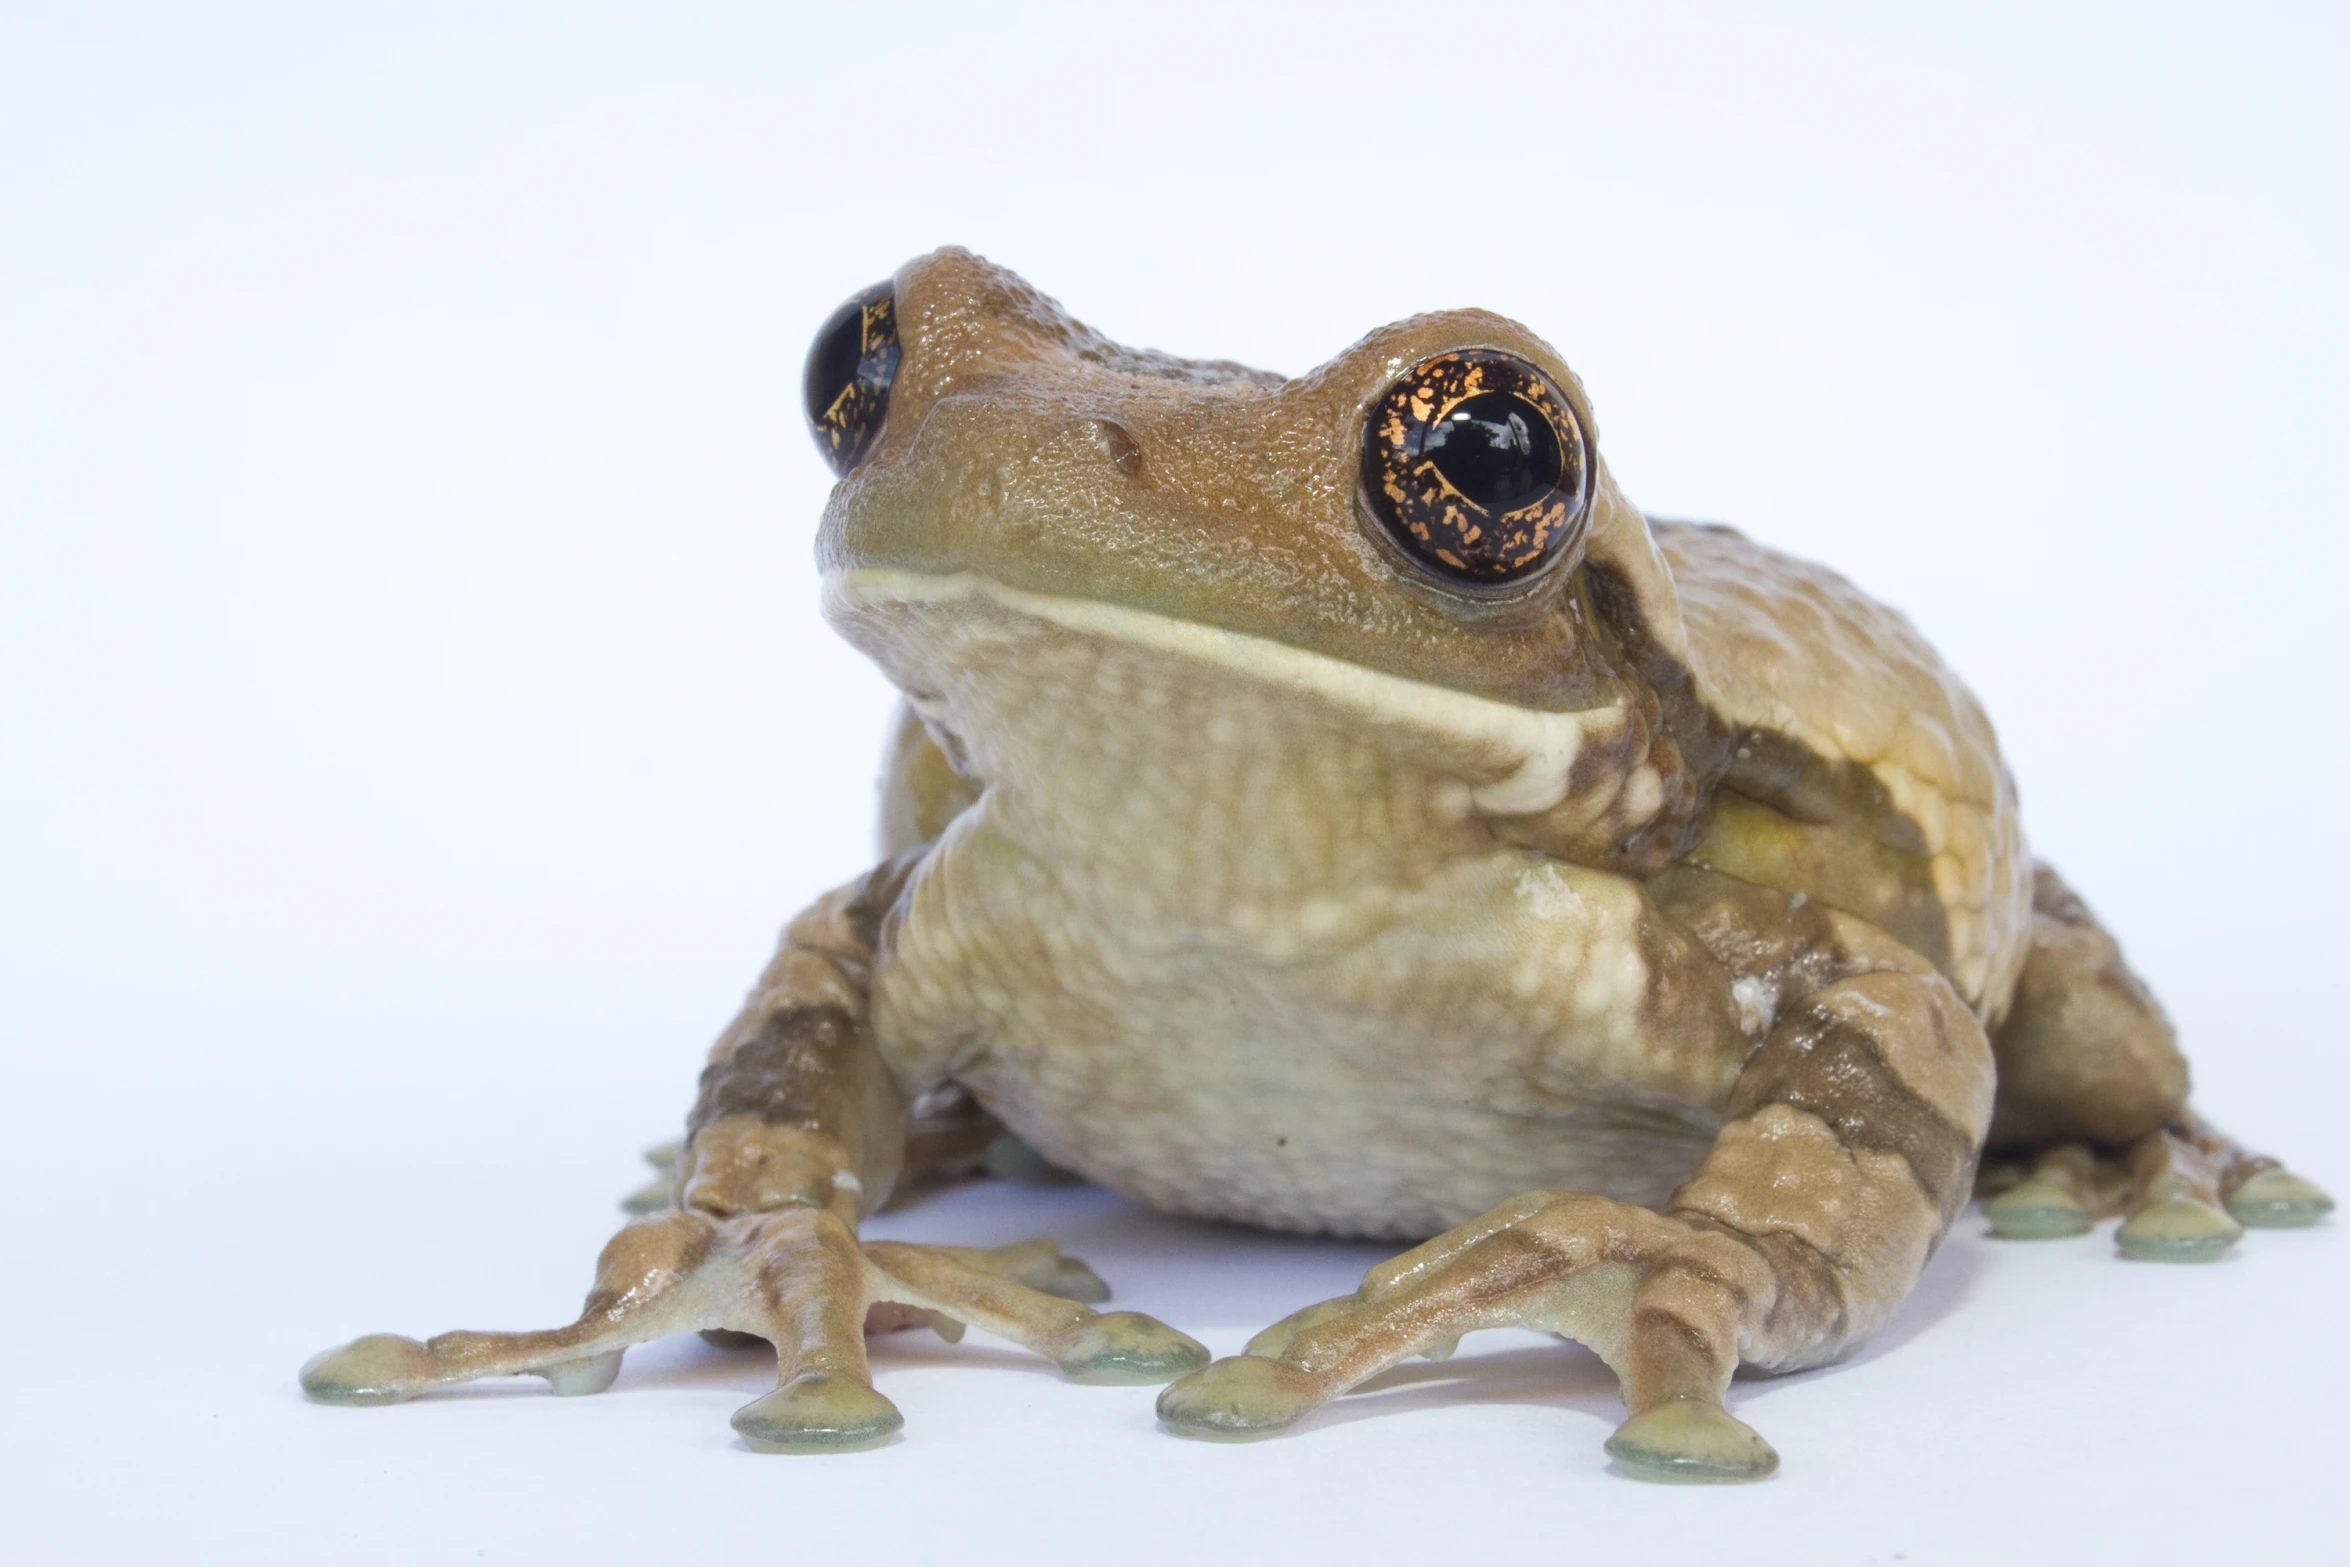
1164;962;2000;1484
1986;863;2191;1153
1983;862;2331;1256
626;1083;1011;1219
1162;1189;1820;1482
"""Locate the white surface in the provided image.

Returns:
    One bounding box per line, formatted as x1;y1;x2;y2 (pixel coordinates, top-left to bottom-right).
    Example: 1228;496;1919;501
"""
3;4;2345;1563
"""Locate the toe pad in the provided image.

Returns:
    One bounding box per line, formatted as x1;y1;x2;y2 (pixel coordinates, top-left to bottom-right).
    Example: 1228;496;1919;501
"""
2117;1195;2243;1263
1158;1356;1323;1441
1055;1312;1210;1385
2228;1169;2335;1229
1606;1401;1780;1484
299;1334;437;1406
1984;1180;2093;1240
732;1373;903;1454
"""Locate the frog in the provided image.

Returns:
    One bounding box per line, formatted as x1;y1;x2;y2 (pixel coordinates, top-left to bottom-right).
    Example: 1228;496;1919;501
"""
300;247;2332;1483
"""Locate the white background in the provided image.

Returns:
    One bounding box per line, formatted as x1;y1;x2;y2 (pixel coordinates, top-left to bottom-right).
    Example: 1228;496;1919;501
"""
4;3;2345;1562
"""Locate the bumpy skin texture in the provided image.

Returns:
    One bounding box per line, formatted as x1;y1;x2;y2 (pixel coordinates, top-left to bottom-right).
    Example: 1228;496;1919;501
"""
302;248;2328;1480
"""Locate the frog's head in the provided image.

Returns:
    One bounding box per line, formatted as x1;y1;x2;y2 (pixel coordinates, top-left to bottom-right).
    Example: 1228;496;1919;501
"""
810;248;1718;872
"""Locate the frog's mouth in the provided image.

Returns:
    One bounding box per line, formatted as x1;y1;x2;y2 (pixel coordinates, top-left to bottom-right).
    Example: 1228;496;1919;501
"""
822;567;1625;817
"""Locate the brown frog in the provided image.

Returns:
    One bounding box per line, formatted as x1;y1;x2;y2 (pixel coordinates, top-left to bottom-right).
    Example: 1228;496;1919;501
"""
300;248;2331;1482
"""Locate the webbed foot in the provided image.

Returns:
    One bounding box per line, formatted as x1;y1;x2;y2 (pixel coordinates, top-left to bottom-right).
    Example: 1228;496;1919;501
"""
1979;1121;2329;1263
301;1210;1203;1449
1159;1191;1789;1483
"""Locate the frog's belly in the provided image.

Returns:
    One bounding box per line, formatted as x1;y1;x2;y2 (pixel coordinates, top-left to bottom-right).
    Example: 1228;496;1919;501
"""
874;829;1739;1242
963;1032;1722;1242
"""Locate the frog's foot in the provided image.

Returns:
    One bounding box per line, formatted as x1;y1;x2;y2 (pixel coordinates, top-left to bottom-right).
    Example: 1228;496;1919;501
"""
1157;1190;1782;1484
1980;1144;2121;1240
1982;1122;2331;1261
301;1209;1205;1451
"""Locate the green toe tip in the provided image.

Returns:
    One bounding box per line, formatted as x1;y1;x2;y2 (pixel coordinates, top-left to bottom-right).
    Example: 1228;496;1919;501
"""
299;1334;435;1406
1043;1260;1113;1305
2228;1170;2335;1229
1056;1312;1211;1385
1157;1356;1321;1441
731;1374;903;1454
2117;1196;2243;1263
1984;1182;2092;1240
536;1350;623;1396
618;1178;675;1215
1985;1204;2093;1240
1606;1401;1780;1484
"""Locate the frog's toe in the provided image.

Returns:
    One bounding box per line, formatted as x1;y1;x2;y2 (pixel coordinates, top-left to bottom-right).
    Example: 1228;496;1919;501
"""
854;1238;1209;1393
961;1237;1112;1304
1606;1400;1780;1485
1240;1296;1357;1358
619;1140;683;1215
732;1372;904;1454
2115;1130;2244;1263
2117;1193;2243;1263
535;1349;625;1395
1988;1128;2328;1262
1051;1311;1210;1385
1981;1144;2114;1241
1984;1177;2093;1239
1158;1356;1328;1440
2227;1167;2334;1229
299;1333;439;1406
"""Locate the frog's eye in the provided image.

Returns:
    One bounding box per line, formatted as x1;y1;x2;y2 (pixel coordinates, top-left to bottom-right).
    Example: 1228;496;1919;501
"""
1360;350;1590;587
804;281;901;477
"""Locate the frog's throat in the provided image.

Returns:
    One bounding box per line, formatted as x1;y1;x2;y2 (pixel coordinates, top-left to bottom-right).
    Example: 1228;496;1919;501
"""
822;567;1621;817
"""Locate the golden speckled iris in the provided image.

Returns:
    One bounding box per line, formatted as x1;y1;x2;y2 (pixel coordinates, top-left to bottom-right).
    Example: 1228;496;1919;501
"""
1360;349;1589;585
805;283;902;478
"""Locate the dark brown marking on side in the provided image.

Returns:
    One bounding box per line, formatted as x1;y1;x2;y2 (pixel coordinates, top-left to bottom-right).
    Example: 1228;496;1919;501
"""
844;846;929;958
1741;1229;1852;1348
1630;1302;1723;1365
1640;1249;1756;1315
1648;864;1847;980
1725;985;1981;1219
1646;864;1930;1023
1584;557;1738;807
1592;534;1953;976
688;1005;864;1136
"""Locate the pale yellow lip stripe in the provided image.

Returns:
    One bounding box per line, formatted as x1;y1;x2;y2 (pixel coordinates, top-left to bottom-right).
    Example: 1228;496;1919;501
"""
823;568;1617;815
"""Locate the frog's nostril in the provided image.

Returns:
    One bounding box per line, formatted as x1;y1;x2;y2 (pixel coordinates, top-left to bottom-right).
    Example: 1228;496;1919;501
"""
1095;419;1144;478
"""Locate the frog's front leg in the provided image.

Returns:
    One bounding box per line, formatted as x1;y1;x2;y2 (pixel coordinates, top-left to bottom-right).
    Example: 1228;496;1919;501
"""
300;855;1207;1451
1160;879;1993;1483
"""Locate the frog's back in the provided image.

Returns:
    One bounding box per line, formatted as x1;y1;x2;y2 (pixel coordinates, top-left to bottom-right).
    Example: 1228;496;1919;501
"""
1652;521;2033;1020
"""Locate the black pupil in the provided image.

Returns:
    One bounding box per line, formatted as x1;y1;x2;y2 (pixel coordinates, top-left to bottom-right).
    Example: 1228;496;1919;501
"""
1421;391;1562;513
805;297;872;426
